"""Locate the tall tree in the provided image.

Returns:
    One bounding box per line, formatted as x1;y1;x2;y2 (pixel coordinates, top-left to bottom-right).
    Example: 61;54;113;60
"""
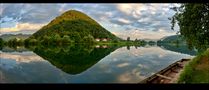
0;38;4;47
127;37;130;42
170;3;209;51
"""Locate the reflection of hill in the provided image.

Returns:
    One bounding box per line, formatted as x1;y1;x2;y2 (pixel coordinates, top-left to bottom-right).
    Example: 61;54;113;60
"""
32;44;118;75
157;43;197;56
0;46;29;52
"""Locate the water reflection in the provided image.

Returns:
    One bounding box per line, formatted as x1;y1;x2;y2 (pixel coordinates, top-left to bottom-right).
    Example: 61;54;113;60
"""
0;44;195;83
31;44;118;74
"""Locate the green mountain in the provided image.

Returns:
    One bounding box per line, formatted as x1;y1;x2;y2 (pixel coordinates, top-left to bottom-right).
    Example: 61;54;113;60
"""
0;34;31;41
31;10;121;42
157;35;198;55
157;35;186;44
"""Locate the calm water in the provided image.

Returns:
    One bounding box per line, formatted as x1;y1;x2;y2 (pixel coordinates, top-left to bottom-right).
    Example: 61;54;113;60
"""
0;45;196;83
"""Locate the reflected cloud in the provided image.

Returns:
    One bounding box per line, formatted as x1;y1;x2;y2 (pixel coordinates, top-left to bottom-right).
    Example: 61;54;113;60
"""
117;68;146;83
137;64;149;69
117;62;130;68
0;52;44;63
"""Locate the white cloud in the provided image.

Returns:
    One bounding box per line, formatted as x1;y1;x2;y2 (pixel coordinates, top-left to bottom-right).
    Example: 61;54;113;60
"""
0;4;179;39
118;18;131;24
117;63;130;68
116;4;147;15
113;28;176;40
0;23;46;34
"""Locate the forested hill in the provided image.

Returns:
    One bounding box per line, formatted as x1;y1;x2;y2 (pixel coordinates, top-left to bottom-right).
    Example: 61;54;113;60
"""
31;10;121;42
157;35;186;44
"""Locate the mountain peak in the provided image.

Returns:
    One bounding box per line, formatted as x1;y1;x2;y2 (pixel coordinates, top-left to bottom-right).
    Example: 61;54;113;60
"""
46;10;98;27
31;9;120;42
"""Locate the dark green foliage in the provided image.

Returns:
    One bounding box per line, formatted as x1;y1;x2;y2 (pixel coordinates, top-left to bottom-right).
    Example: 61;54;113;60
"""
83;35;95;44
170;4;209;50
0;38;4;45
127;37;130;41
0;38;4;49
6;38;25;46
148;41;156;46
30;10;121;44
32;44;119;74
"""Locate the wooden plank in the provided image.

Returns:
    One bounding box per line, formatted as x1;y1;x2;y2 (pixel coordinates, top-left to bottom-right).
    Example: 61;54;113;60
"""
171;69;179;73
139;59;191;83
156;74;172;80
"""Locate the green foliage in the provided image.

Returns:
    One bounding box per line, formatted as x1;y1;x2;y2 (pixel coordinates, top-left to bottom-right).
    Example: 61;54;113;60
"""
83;34;95;44
0;38;4;49
157;35;185;44
148;41;156;46
178;50;209;83
30;10;121;44
127;37;130;41
32;44;119;74
0;38;4;45
170;4;209;50
62;35;73;44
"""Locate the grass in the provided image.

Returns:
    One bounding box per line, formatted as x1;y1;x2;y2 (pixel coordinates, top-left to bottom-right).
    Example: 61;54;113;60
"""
178;49;209;83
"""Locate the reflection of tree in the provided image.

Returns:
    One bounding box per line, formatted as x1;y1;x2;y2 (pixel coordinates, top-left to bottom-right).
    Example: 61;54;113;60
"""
127;45;130;50
32;44;118;75
0;46;29;52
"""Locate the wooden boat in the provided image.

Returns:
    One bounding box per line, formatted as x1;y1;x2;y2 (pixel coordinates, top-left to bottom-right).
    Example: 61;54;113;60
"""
140;58;191;84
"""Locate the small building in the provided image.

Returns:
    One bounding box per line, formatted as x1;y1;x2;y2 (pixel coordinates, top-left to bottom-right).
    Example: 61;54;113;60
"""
95;38;100;42
95;45;100;48
102;45;108;48
101;38;107;42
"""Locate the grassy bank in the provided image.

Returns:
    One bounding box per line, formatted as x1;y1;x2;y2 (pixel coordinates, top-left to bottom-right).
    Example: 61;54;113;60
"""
178;49;209;83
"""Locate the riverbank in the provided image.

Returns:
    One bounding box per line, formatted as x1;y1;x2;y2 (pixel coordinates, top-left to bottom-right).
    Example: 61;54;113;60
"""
178;49;209;83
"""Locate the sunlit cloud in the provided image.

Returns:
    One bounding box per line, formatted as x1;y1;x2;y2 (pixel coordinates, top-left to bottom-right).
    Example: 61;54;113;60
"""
117;62;130;68
113;29;176;40
0;3;181;39
0;52;44;63
0;23;46;34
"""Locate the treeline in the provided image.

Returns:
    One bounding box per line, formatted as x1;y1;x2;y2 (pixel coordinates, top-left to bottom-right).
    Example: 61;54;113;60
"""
0;36;154;48
0;34;96;47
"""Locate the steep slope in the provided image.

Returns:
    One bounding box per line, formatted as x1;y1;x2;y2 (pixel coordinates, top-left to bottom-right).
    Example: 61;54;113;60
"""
31;10;120;42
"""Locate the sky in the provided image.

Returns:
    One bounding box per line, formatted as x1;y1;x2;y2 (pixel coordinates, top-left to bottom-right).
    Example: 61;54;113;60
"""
0;3;180;40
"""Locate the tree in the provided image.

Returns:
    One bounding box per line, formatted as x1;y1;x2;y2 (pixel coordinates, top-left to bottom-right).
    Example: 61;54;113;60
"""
127;37;130;42
62;35;72;44
135;38;138;42
52;34;62;45
0;38;4;47
170;3;209;50
42;35;50;45
83;34;95;44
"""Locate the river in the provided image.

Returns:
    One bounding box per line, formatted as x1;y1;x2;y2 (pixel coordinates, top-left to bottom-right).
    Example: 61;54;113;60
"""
0;45;196;83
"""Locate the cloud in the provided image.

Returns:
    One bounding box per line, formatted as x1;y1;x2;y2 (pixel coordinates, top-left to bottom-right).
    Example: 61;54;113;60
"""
113;28;176;40
1;4;62;24
117;63;130;68
116;4;147;15
0;23;46;34
0;3;180;39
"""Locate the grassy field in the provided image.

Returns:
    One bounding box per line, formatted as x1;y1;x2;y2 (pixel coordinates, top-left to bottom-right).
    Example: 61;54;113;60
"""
178;49;209;83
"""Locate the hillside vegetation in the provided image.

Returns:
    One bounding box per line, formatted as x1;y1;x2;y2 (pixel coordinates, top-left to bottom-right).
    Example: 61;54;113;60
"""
30;10;120;44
